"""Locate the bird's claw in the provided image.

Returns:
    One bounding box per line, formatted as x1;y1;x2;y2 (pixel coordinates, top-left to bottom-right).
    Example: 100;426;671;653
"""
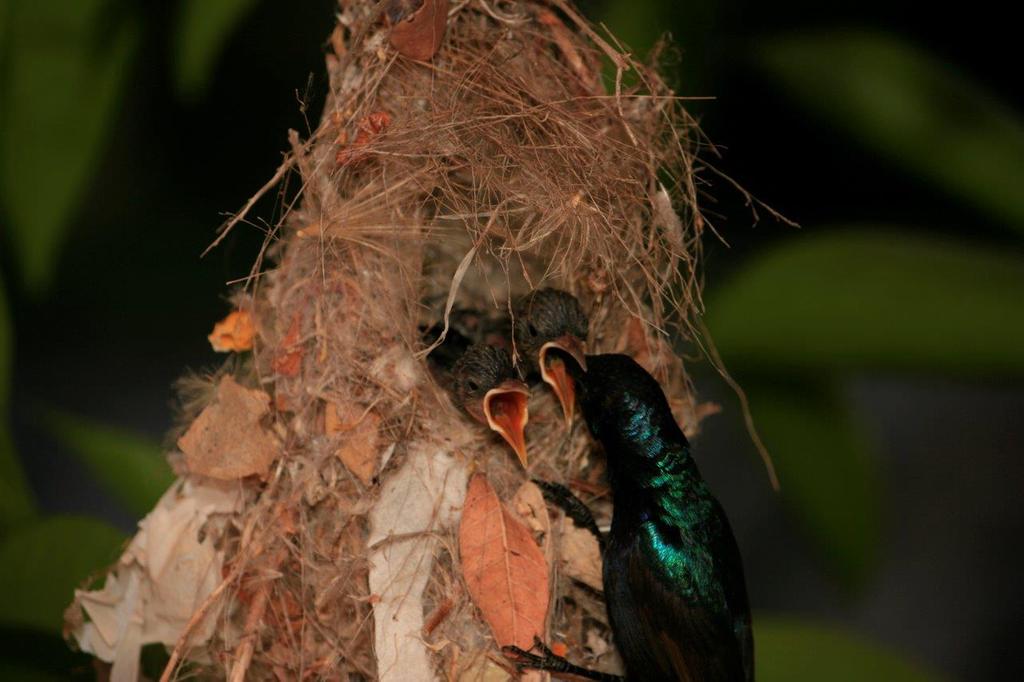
502;637;556;670
503;638;624;682
533;479;605;551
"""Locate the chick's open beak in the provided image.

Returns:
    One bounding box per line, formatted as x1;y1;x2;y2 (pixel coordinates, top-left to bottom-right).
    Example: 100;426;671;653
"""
540;335;587;426
483;379;530;468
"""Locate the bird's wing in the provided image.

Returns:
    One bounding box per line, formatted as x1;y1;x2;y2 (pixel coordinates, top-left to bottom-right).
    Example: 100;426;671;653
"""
623;537;748;682
708;499;754;681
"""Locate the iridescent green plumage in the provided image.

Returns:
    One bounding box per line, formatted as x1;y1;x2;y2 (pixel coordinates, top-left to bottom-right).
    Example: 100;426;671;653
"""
615;393;724;604
576;354;753;682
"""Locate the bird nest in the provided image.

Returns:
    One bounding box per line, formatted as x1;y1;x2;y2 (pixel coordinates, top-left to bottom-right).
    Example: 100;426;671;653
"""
65;1;720;680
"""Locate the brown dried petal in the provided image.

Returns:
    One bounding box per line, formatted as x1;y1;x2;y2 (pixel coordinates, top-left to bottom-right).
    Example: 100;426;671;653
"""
208;310;255;352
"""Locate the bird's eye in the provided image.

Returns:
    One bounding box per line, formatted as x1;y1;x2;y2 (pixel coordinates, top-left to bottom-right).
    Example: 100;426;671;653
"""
527;322;538;337
467;379;480;392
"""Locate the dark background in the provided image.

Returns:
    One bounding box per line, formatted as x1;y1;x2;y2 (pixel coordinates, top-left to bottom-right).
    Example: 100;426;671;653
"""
2;0;1022;680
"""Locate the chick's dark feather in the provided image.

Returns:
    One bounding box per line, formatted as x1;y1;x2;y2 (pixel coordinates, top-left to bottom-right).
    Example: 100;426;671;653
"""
514;288;588;368
422;307;511;372
449;343;517;410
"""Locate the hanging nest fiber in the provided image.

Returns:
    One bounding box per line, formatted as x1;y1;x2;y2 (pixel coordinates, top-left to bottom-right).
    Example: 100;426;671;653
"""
65;1;728;680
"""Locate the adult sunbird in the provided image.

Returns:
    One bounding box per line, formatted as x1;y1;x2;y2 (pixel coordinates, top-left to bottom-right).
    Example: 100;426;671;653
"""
509;352;753;681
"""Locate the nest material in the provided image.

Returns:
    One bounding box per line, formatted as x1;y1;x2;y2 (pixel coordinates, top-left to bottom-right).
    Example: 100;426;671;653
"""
67;1;719;680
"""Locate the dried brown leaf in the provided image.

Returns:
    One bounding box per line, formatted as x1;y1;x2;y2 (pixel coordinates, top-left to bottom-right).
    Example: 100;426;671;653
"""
369;448;467;681
177;376;278;480
388;0;448;61
459;473;549;650
326;401;381;485
510;481;550;541
329;23;346;59
69;479;240;678
335;111;392;166
208;310;255;352
621;315;654;371
457;650;513;682
673;398;722;438
585;629;611;658
559;518;602;592
272;314;304;377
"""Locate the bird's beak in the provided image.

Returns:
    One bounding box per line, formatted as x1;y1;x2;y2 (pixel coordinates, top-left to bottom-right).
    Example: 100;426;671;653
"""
540;335;587;427
483;379;531;468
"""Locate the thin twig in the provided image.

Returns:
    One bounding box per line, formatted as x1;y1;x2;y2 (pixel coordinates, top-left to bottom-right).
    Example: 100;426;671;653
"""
697;318;780;491
229;561;281;682
202;152;296;257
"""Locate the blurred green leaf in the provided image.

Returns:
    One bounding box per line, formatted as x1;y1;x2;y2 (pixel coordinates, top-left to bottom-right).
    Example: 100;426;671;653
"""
598;0;689;92
0;1;10;56
599;0;716;94
756;615;942;681
173;0;259;100
1;272;11;411
0;278;36;533
0;0;139;292
0;429;36;535
600;0;665;55
707;229;1024;372
47;411;172;518
0;273;10;410
745;378;880;586
0;516;124;633
759;31;1024;232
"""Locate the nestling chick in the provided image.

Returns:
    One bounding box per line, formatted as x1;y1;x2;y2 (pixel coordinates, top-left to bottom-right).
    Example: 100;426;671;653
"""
448;344;530;467
514;288;588;425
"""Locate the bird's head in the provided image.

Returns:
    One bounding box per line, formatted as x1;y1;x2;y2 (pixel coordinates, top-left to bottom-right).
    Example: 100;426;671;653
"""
513;288;588;425
451;344;530;467
572;353;677;448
